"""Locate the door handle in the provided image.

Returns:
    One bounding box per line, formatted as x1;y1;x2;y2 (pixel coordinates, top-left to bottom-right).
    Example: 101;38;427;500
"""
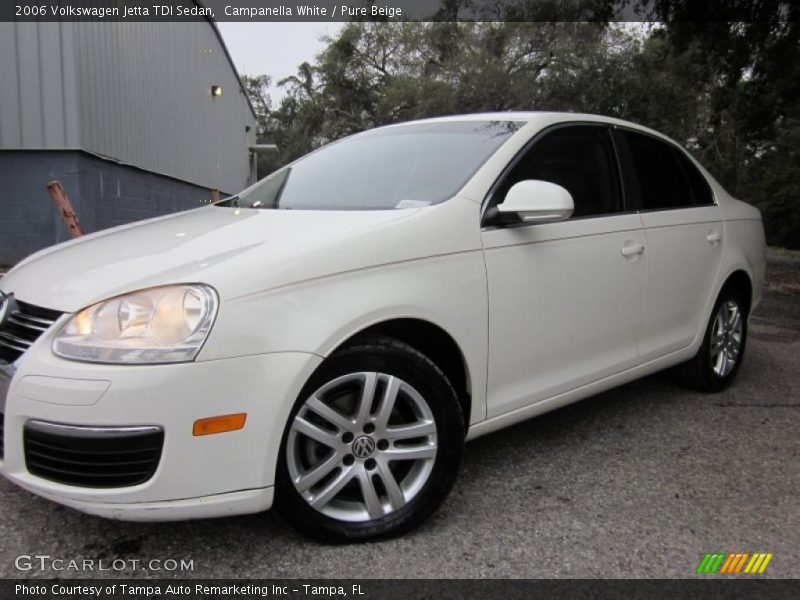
621;243;645;257
706;230;722;244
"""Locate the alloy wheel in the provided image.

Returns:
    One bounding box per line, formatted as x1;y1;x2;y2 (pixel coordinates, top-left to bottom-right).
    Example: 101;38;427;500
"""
286;372;438;522
710;300;744;378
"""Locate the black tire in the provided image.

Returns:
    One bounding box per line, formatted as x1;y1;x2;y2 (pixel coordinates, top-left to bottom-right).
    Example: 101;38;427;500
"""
676;285;749;393
274;335;464;542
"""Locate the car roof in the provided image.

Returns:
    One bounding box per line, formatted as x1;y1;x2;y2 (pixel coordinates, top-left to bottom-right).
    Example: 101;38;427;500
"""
410;111;728;206
385;111;668;140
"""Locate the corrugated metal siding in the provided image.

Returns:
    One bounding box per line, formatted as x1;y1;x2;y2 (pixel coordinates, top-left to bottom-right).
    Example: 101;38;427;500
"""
0;21;255;194
0;22;80;149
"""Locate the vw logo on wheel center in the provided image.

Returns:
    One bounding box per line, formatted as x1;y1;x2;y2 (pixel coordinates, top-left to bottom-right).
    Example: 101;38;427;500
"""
352;436;376;459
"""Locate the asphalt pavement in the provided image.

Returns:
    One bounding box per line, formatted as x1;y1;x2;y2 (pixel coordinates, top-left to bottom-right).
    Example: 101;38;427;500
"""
0;260;798;579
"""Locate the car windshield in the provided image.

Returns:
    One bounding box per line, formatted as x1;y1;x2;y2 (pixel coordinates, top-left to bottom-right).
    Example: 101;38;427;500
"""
219;120;523;211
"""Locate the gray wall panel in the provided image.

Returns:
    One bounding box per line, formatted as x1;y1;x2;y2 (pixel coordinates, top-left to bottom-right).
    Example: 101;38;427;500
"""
39;23;67;147
0;24;22;146
0;20;256;195
16;24;43;146
0;22;75;149
60;22;81;147
73;21;255;194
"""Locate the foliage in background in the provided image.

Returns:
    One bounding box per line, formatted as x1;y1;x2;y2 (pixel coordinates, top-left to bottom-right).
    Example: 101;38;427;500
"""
244;3;799;247
240;74;273;138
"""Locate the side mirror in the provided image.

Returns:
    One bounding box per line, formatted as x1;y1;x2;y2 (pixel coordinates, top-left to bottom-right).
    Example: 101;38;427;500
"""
496;180;574;224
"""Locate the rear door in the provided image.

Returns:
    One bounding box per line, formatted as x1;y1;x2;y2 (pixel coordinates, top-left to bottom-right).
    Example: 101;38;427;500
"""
615;129;724;361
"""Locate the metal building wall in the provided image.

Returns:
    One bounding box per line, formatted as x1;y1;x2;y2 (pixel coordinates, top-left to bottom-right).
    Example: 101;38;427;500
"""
0;22;81;150
0;21;256;195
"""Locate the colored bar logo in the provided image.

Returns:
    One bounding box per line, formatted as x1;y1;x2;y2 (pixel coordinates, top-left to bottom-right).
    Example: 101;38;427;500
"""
696;552;773;574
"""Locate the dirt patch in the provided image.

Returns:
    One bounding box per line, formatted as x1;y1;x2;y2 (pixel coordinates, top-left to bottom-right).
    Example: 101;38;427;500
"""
765;259;800;295
752;258;800;339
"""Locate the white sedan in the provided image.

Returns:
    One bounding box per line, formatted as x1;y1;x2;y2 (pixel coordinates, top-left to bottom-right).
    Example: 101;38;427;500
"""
0;113;766;541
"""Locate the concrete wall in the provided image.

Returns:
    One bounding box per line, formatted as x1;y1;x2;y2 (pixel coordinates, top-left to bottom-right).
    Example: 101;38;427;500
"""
0;151;215;265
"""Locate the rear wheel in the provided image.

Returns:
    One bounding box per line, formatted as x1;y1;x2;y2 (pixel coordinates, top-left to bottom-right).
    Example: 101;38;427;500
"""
275;336;464;541
677;286;749;393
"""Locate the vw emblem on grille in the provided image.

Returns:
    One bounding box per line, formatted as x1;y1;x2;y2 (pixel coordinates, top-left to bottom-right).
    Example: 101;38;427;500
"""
352;435;376;459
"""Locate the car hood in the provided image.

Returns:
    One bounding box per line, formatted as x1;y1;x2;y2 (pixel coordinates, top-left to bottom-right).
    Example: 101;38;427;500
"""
2;199;479;313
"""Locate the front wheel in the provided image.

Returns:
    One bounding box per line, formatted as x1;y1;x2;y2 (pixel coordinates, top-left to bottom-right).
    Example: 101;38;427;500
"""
275;336;464;542
677;286;749;393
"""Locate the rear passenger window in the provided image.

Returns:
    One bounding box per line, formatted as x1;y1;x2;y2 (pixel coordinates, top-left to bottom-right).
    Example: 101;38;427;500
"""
672;149;715;205
623;131;693;210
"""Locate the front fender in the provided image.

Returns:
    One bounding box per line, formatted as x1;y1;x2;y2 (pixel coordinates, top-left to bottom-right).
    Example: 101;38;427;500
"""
198;252;489;426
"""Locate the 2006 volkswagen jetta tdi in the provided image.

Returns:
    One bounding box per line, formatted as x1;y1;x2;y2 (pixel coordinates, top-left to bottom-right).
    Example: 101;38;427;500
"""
0;113;766;541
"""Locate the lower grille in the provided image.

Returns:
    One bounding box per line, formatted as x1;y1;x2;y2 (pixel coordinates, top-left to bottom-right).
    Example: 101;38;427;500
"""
24;421;164;488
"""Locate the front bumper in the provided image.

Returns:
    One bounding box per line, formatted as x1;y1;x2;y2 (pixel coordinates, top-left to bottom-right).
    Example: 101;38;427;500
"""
0;348;322;520
10;482;275;521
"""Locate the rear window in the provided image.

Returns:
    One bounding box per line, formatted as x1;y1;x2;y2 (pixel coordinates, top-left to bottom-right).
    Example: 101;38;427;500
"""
673;149;715;206
623;131;694;210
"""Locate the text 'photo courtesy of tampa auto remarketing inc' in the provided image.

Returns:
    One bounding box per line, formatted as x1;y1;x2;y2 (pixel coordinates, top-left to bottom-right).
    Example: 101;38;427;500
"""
0;0;798;598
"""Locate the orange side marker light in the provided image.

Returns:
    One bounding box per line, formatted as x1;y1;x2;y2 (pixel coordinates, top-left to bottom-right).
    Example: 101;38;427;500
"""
193;413;247;436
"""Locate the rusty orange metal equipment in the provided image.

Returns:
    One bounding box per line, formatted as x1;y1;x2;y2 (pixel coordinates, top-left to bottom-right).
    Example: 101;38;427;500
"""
46;180;85;238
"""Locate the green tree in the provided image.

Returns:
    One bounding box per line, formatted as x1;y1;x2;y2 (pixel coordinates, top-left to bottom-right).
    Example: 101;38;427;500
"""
241;12;799;247
240;74;273;138
643;0;800;246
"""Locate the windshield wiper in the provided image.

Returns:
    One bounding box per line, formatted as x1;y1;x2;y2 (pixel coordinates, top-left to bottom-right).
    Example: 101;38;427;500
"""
215;195;239;208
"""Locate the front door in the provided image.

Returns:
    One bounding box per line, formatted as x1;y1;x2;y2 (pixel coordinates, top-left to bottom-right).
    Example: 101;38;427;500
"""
481;124;646;418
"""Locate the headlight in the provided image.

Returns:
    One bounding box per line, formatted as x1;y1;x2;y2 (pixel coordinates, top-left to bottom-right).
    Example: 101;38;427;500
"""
53;285;218;364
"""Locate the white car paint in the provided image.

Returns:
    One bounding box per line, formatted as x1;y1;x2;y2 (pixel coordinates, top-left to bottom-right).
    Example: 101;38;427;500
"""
482;212;647;417
0;112;766;521
636;205;725;360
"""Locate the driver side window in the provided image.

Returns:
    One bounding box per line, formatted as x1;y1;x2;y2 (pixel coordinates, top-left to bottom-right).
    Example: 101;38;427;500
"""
492;125;624;218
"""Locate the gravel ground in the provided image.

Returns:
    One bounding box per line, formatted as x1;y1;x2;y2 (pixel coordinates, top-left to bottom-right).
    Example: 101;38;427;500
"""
0;260;798;580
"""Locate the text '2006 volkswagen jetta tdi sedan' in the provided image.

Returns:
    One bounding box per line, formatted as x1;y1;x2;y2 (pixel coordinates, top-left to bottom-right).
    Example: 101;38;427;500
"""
0;113;766;541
